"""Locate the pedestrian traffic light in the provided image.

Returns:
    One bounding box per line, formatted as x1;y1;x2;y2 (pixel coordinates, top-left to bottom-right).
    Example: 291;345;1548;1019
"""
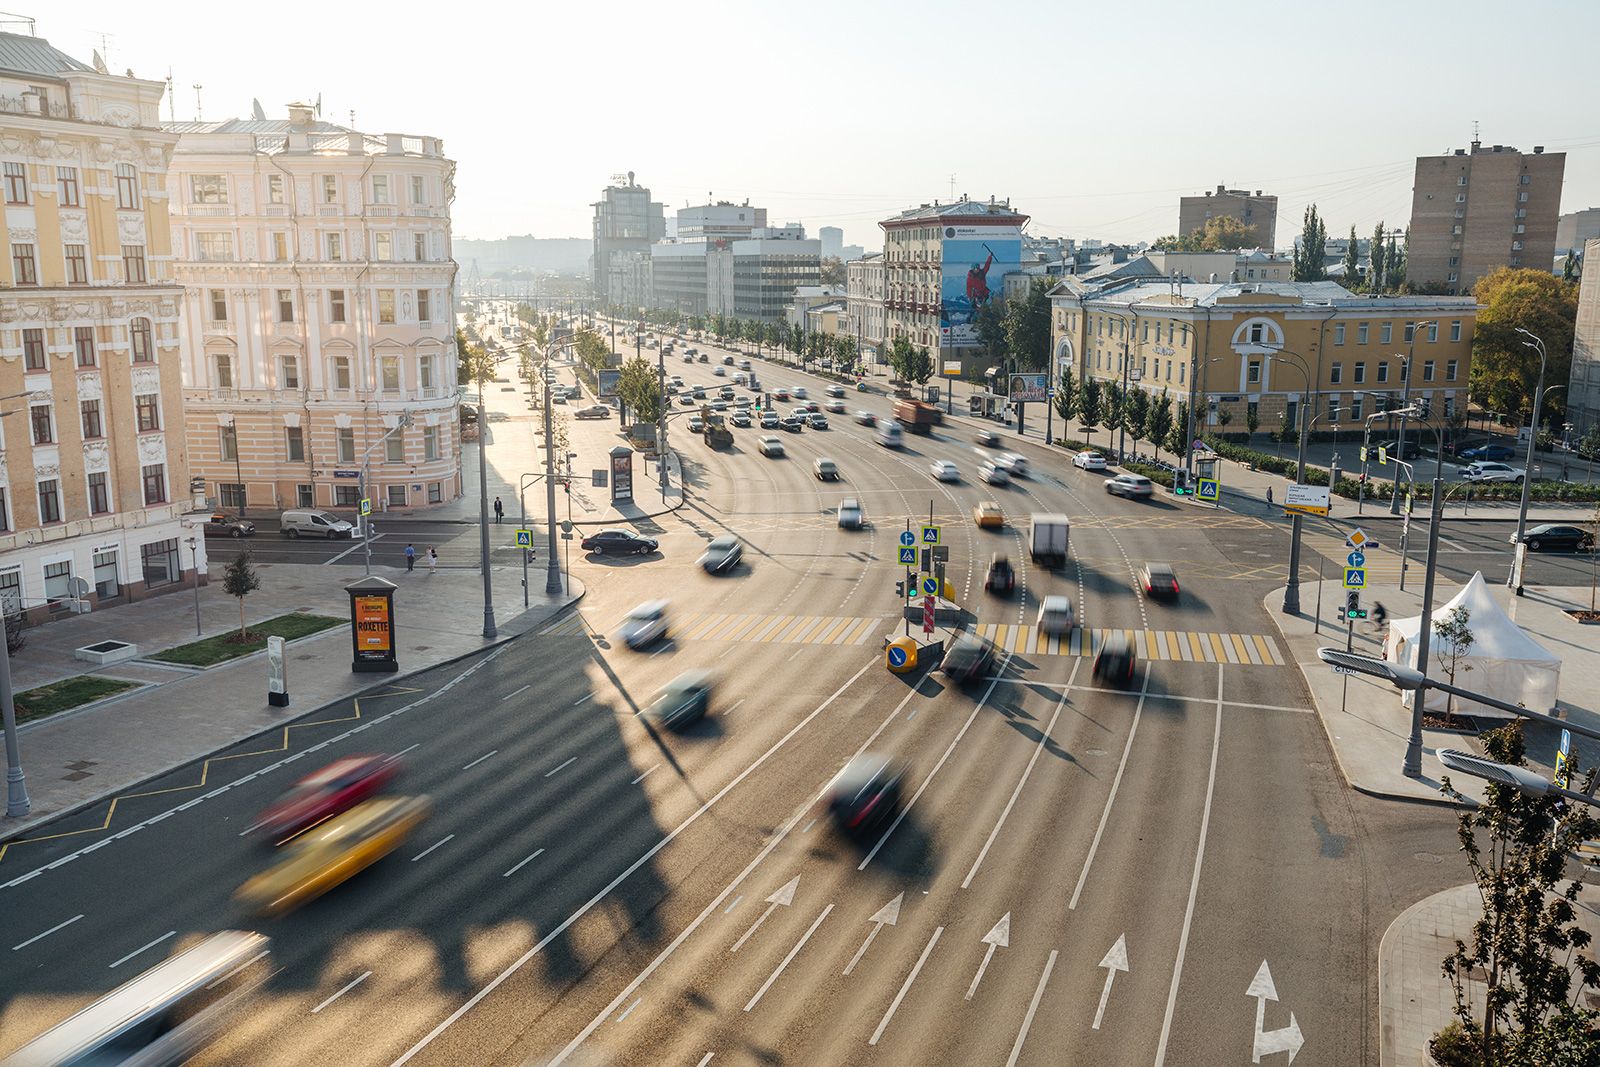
1416;398;1431;420
1172;470;1191;495
1345;590;1367;620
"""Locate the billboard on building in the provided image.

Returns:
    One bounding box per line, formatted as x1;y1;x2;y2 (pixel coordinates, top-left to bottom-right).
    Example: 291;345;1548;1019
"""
940;225;1023;348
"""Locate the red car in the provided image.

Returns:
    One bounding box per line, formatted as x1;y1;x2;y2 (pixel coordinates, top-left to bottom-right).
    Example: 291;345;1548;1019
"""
255;755;400;842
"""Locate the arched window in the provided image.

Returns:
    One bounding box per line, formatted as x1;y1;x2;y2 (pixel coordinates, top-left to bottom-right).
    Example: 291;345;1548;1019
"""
130;317;154;363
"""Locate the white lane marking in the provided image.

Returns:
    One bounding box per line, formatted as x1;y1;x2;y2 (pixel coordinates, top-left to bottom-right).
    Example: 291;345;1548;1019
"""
1068;666;1152;910
615;997;641;1022
962;660;1080;890
1005;949;1059;1067
723;698;746;717
503;848;545;878
402;658;879;1067
868;925;944;1045
696;1055;714;1067
965;913;1010;1001
462;750;498;771
110;929;175;968
312;971;371;1014
743;904;834;1012
723;894;743;915
1154;665;1225;1066
411;834;455;862
325;533;382;565
395;743;422;758
718;646;736;659
545;757;577;777
504;685;531;701
1092;933;1129;1029
12;913;83;951
630;764;658;785
801;819;816;834
843;893;903;977
730;876;799;954
573;693;595;706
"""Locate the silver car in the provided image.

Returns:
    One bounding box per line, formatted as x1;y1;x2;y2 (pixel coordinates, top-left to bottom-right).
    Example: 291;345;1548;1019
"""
838;498;863;529
619;600;670;649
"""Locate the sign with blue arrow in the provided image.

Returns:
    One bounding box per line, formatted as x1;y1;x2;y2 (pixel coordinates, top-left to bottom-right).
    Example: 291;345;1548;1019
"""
887;645;908;668
922;577;939;596
1346;550;1365;568
899;531;916;547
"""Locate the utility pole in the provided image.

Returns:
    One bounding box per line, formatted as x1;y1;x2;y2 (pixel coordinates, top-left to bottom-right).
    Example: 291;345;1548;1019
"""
543;349;563;595
0;632;28;817
1388;321;1434;514
477;373;496;637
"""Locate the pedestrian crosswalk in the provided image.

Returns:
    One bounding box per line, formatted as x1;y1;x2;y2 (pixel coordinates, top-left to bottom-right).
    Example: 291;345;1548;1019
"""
539;610;885;647
968;624;1285;665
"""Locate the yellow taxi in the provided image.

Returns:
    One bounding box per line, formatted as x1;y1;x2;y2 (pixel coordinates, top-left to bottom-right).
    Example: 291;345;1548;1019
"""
973;501;1005;529
236;795;431;917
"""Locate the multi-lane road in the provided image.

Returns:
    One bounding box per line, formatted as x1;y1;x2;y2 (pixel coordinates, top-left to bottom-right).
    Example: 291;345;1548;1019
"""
0;322;1475;1065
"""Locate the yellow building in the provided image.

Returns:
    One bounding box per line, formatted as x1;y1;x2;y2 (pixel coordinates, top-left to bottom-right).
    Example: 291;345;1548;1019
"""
0;34;200;625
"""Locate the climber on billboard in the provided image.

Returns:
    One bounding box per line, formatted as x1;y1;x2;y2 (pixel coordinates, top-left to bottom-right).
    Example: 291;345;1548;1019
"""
966;245;997;309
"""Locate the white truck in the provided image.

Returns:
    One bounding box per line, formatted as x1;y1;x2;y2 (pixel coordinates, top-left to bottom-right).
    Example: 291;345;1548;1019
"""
1029;513;1070;569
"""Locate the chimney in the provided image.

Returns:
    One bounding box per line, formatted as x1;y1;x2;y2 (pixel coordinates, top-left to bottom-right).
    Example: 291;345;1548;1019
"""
286;101;314;128
1255;190;1262;196
1534;145;1545;154
385;132;404;154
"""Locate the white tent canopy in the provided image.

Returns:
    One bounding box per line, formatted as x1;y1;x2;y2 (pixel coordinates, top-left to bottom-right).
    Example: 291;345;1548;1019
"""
1383;571;1562;716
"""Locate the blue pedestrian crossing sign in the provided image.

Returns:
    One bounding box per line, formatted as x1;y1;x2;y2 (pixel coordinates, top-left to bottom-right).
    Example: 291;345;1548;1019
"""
898;546;916;565
899;531;916;547
1346;550;1365;568
921;525;941;545
516;528;533;547
1196;478;1219;502
1343;567;1367;589
921;577;939;595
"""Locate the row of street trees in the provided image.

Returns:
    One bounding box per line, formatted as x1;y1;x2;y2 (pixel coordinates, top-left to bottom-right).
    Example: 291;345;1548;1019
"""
1050;368;1186;463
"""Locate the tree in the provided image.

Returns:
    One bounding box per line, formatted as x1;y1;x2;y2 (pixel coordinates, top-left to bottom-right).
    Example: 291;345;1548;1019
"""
1217;406;1233;429
1003;279;1053;371
888;335;916;381
1387;231;1407;291
1153;215;1262;252
906;345;934;386
1078;377;1102;451
455;328;493;386
1564;253;1580;283
1245;402;1260;441
617;356;663;425
975;301;1007;363
1125;388;1150;452
1166;401;1189;459
1433;605;1475;726
1369;222;1387;293
1104;382;1125;446
819;256;846;287
5;610;24;656
1277;405;1296;446
835;335;859;375
1291;204;1328;282
1342;226;1360;285
1147;390;1174;463
222;548;261;642
1470;268;1580;426
1054;367;1077;427
1435;721;1600;1065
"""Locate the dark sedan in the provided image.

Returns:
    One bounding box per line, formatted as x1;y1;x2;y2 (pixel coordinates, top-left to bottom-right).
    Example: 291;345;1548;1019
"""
204;512;256;538
1458;442;1515;461
1140;563;1179;599
941;633;995;686
579;529;659;555
1514;524;1594;552
642;671;713;730
698;535;743;573
827;754;904;834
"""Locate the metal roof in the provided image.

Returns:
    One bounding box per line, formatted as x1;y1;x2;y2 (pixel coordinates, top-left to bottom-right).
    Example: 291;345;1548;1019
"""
881;199;1028;225
0;32;94;79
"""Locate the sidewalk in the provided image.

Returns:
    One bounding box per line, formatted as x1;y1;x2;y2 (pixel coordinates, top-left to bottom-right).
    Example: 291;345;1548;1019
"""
2;558;584;842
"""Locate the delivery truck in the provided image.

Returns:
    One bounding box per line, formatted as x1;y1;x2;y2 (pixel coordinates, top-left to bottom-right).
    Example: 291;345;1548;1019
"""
1029;513;1070;569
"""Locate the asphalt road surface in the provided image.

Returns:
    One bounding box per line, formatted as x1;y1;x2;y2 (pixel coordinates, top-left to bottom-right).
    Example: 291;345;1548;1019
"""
0;324;1467;1066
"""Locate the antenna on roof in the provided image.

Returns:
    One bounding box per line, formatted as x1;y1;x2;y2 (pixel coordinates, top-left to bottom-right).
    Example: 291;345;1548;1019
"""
165;68;174;122
949;174;956;200
192;82;203;122
251;98;266;121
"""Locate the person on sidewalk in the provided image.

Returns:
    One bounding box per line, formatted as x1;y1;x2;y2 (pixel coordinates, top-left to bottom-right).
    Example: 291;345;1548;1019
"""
1266;486;1273;507
493;496;504;524
427;546;438;575
405;543;416;572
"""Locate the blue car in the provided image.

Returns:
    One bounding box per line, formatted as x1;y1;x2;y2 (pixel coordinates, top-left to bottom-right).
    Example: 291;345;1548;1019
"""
1459;442;1515;461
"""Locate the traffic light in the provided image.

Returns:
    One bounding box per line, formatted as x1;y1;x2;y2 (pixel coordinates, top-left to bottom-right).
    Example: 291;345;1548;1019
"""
1416;397;1431;420
1172;470;1192;495
1345;590;1367;620
895;581;905;598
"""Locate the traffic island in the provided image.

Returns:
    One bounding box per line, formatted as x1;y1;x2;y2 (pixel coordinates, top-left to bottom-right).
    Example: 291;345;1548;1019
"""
884;634;945;674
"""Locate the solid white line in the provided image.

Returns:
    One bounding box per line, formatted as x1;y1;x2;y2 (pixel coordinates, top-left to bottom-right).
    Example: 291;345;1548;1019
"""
504;685;531;701
325;533;381;565
411;834;455;862
1068;667;1152;910
12;913;82;951
744;904;834;1012
312;971;371;1014
868;925;943;1045
963;660;1080;890
1005;949;1059;1067
615;996;641;1022
723;698;746;717
545;756;577;777
630;764;658;785
723;894;743;914
801;819;816;834
110;929;175;968
394;742;421;759
696;1055;714;1067
573;693;595;705
503;848;545;878
462;750;498;771
397;657;878;1067
1154;665;1225;1067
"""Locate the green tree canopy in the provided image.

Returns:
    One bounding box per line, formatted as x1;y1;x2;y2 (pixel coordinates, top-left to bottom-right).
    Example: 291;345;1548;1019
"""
1054;367;1077;425
1470;267;1580;426
1003;279;1053;371
906;345;934;386
1291;204;1328;282
222;549;261;641
1153;215;1264;252
819;257;846;287
1166;401;1189;458
617;356;663;425
1147;390;1174;460
1125;388;1150;445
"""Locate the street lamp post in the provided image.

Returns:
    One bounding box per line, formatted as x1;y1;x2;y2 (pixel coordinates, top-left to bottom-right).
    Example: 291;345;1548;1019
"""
186;536;202;636
0;392;42;817
1257;348;1314;615
1509;328;1550;595
1388;321;1435;515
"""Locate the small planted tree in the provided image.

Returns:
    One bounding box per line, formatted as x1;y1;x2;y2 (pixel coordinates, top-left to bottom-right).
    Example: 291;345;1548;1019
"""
1433;605;1474;726
1054;368;1077;429
1147;390;1174;464
1078;378;1102;452
1245;403;1260;442
1125;388;1150;455
223;548;262;642
1167;401;1190;460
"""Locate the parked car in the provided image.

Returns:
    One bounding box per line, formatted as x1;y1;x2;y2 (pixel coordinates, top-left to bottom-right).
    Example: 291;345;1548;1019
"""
814;458;840;481
205;512;256;538
760;412;781;429
779;416;805;433
1073;450;1108;471
1105;473;1155;498
618;600;670;648
1514;524;1595;552
698;536;743;573
837;498;863;529
281;509;354;540
580;529;659;555
1461;462;1525;484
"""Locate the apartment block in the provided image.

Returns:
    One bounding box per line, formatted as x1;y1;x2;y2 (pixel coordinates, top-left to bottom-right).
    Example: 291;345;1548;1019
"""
592;172;665;305
845;253;885;361
1568;239;1600;435
1177;185;1278;249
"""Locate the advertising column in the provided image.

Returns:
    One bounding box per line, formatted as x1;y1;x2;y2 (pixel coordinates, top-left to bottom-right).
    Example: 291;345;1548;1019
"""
346;575;399;673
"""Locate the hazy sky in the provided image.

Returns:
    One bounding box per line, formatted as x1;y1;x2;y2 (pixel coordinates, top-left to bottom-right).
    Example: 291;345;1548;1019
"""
35;0;1600;251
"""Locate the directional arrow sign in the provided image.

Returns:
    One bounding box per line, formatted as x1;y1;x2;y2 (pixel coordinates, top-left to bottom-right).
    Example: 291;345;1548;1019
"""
899;530;916;547
964;912;1010;1000
730;876;799;954
843;892;903;976
1092;933;1128;1029
1248;960;1305;1064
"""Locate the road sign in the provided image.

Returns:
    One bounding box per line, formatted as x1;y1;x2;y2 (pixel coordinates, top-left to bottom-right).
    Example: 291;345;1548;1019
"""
1283;484;1330;517
922;577;939;596
1359;446;1368;463
1197;478;1220;503
1344;528;1380;551
516;528;533;547
1343;567;1367;589
1346;550;1366;567
1557;728;1573;789
1378;446;1389;466
898;546;916;565
923;596;936;635
887;645;909;668
359;497;372;516
899;530;916;547
921;525;941;545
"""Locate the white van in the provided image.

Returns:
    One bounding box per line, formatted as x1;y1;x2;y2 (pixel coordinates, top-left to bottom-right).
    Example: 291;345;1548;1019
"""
1037;595;1076;635
877;421;904;448
280;509;355;539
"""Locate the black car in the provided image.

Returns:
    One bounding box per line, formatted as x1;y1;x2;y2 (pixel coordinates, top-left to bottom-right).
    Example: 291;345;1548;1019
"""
1372;440;1419;461
779;417;805;433
941;633;995;686
1458;441;1515;462
204;513;256;538
1140;563;1179;599
579;529;659;555
698;536;743;573
1093;631;1138;686
984;555;1015;596
827;755;905;834
1515;524;1594;552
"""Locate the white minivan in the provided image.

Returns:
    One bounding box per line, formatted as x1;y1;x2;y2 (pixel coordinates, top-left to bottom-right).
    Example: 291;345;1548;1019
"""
877;421;904;448
280;509;355;539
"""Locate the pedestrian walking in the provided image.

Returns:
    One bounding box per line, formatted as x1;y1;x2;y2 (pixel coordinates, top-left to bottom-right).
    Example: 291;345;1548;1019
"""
426;546;437;575
493;496;504;524
1266;486;1273;507
405;543;416;572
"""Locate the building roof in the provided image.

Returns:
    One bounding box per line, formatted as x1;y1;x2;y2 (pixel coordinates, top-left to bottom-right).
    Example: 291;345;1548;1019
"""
880;198;1028;227
806;301;847;315
0;32;94;79
162;117;353;135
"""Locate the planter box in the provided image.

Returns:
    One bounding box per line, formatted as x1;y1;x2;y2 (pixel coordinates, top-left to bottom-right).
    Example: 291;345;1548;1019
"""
73;639;139;666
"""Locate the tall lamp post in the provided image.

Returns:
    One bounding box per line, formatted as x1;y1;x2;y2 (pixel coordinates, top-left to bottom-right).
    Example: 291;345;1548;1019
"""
1509;327;1550;595
185;536;202;636
1387;321;1436;514
0;395;34;816
1256;348;1314;615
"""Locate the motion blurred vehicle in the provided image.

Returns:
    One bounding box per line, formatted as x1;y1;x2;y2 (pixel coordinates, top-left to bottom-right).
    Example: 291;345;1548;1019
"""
574;404;611;420
1458;441;1515;461
979;461;1010;486
692;386;706;399
803;400;821;413
930;460;960;482
687;416;705;433
975;429;1000;447
837;498;864;529
825;399;846;413
814;458;840;481
698;536;743;573
678;394;696;406
827;754;904;834
759;435;786;457
551;391;567;404
793;387;808;399
254;755;401;843
855;410;878;426
1514;524;1595;552
712;366;725;376
774;388;790;401
826;385;846;398
1073;450;1107;471
1141;562;1180;599
580;529;659;555
996;453;1029;477
719;386;736;399
808;413;830;429
204;512;255;538
878;421;904;448
973;501;1005;529
1093;631;1138;686
1461;461;1524;484
235;796;432;917
698;353;709;362
3;930;272;1067
941;633;995;686
739;360;752;370
1105;473;1155;498
730;410;752;428
1036;595;1075;635
619;600;670;648
642;671;713;730
984;554;1015;595
779;416;805;433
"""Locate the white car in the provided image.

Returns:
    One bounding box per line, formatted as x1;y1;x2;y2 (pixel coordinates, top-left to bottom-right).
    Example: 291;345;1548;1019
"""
1073;450;1108;471
759;435;785;457
739;360;752;371
619;600;669;649
712;366;725;376
1105;473;1154;498
793;387;808;399
1461;461;1525;484
1036;595;1075;635
930;460;960;482
837;498;863;529
979;461;1010;485
825;399;846;413
826;385;846;398
996;453;1029;477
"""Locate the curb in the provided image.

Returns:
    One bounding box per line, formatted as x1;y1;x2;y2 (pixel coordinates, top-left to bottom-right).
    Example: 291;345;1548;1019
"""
1376;883;1474;1067
0;580;587;847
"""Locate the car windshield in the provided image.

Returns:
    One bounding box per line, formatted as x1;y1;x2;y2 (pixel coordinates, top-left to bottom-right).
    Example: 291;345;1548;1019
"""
708;537;737;551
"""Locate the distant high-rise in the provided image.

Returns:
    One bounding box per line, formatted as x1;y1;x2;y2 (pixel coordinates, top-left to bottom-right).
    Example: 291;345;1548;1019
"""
1567;238;1600;434
1406;142;1565;295
1178;185;1277;249
591;172;665;303
819;226;844;260
1557;208;1600;255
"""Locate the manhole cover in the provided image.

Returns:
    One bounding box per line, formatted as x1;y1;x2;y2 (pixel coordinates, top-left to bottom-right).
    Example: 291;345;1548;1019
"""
1414;851;1443;864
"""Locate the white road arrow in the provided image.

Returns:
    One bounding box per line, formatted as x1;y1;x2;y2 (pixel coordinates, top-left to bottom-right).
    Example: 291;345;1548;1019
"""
729;876;799;954
1091;933;1128;1030
1247;960;1305;1064
843;892;903;976
964;912;1010;1000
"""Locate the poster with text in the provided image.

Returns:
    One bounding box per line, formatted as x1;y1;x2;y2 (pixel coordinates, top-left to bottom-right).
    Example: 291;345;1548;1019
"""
939;225;1022;348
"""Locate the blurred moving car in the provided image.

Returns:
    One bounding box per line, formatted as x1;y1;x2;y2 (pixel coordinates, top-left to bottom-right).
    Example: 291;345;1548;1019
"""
1093;631;1138;686
235;796;432;917
996;453;1029;477
941;633;995;686
984;554;1015;595
759;435;786;457
574;404;611;420
619;600;670;648
1036;595;1076;635
204;512;256;538
774;388;791;401
3;930;272;1067
1105;473;1154;498
827;754;904;833
930;460;960;482
826;385;846;398
687;416;705;433
808;413;830;430
642;671;713;730
1461;461;1524;484
975;429;999;447
838;498;864;529
825;399;846;413
1141;562;1180;599
580;529;659;555
793;387;808;399
1073;450;1107;471
254;754;401;843
973;501;1005;529
814;458;841;481
699;536;743;573
856;410;878;426
1513;524;1595;552
979;461;1010;486
1458;441;1515;461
